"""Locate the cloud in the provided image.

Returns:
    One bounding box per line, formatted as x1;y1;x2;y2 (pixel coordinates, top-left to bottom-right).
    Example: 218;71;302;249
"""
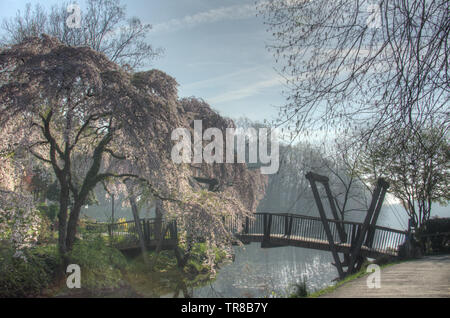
207;74;285;104
151;3;258;34
182;65;264;91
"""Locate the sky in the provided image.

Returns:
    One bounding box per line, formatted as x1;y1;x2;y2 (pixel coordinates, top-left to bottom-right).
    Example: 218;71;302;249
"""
1;0;447;220
0;0;285;123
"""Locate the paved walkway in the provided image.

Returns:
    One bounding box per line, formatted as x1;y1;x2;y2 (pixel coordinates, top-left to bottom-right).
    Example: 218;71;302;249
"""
321;255;450;298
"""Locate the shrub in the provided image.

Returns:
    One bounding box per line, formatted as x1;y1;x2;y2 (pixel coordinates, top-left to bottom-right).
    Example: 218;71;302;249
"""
416;217;450;254
37;203;58;223
0;244;61;297
184;243;228;274
418;217;450;234
374;254;395;265
289;278;308;298
66;237;127;293
36;203;57;244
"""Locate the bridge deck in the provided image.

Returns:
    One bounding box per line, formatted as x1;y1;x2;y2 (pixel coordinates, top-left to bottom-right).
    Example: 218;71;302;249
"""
236;233;398;258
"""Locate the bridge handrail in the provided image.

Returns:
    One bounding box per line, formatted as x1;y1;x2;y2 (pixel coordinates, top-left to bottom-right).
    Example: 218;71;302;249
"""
85;218;176;226
84;213;406;256
83;218;178;249
86;214;406;236
251;212;407;234
371;224;407;235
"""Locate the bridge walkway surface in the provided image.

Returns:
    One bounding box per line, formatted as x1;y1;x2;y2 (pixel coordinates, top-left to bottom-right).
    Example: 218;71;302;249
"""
320;254;450;298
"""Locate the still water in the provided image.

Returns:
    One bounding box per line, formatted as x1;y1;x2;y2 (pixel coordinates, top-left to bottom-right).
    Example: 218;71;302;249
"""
194;244;335;297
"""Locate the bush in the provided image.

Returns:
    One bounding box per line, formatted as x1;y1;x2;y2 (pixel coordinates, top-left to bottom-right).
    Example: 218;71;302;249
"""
66;237;127;293
374;254;396;265
36;203;59;244
418;217;450;234
37;203;58;223
289;278;308;298
184;243;228;274
416;217;450;254
0;245;61;297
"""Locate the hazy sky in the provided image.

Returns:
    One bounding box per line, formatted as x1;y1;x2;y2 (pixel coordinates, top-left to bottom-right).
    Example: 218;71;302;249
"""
0;0;285;123
1;1;448;220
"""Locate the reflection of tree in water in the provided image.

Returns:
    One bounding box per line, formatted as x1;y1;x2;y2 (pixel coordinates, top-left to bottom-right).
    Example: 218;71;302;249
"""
173;279;192;298
193;245;337;298
237;254;336;297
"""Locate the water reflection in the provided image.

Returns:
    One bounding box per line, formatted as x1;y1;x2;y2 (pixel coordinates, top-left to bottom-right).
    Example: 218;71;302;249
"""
194;244;336;298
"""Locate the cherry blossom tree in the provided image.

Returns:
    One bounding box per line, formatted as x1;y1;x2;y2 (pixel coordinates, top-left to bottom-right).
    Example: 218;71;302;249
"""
0;35;266;261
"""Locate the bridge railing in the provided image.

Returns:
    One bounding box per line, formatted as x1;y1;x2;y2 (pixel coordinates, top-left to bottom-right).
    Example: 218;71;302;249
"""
110;219;177;247
84;213;406;255
225;213;407;255
366;225;408;254
83;219;177;249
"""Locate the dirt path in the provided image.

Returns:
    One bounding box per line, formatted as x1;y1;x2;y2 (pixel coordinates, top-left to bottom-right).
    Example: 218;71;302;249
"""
321;254;450;298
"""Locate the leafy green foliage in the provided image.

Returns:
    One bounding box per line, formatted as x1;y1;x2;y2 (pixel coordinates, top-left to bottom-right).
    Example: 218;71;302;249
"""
190;243;227;267
45;181;60;203
124;249;215;297
37;202;58;223
36;203;58;243
66;237;127;293
418;218;450;234
416;217;450;254
0;245;61;297
289;278;308;298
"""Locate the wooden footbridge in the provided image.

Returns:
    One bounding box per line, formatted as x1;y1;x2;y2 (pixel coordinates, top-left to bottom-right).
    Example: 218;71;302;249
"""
226;213;407;259
90;212;406;257
87;172;408;278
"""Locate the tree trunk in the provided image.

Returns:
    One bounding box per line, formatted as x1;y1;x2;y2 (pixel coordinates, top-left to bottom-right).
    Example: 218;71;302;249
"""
174;246;190;269
111;193;115;223
65;199;84;251
57;183;70;254
174;236;193;270
155;199;163;243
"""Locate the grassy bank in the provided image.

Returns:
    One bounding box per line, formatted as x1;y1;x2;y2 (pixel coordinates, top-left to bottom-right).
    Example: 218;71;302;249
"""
307;260;404;298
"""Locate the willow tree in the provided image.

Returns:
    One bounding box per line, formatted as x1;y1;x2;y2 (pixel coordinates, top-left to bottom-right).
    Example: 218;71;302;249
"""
0;35;266;260
261;0;449;140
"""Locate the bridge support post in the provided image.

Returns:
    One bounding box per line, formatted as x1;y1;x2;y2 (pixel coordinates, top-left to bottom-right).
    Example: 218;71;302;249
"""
351;224;358;246
284;214;293;239
306;172;345;279
306;172;391;278
129;196;148;263
244;217;249;234
262;213;272;247
323;181;350;266
365;179;389;248
323;183;347;242
347;178;389;275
